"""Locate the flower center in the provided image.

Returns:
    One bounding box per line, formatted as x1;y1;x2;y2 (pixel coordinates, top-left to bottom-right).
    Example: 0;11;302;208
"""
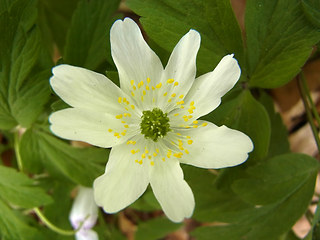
140;108;170;141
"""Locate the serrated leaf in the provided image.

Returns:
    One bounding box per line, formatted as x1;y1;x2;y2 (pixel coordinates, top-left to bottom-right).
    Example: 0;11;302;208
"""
192;153;318;240
0;198;45;240
20;127;108;186
64;0;121;70
203;90;271;161
0;165;52;208
246;0;320;88
127;0;245;74
0;0;51;129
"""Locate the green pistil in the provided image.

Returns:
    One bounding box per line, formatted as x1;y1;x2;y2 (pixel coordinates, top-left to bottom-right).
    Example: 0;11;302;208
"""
140;108;170;141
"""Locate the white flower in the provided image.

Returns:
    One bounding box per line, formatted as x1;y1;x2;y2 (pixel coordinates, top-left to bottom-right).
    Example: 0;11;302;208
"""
69;187;98;240
50;18;253;222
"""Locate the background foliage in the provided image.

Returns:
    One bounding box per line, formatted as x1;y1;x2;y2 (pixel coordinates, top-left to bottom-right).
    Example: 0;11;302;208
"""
0;0;320;239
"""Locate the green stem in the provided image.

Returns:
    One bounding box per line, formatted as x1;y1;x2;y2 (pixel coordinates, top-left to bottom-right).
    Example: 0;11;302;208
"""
13;131;23;172
297;74;320;151
300;73;320;130
13;128;76;236
33;208;76;236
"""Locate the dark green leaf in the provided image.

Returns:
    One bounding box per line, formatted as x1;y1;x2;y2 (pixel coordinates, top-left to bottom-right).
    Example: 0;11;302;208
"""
302;0;320;28
135;217;182;240
204;90;271;161
127;0;245;74
0;198;45;240
20;127;108;186
246;0;320;88
64;0;121;70
192;153;318;240
0;165;52;208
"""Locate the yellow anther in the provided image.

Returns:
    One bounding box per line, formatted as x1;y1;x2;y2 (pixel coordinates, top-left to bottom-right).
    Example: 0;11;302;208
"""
162;158;166;162
121;131;127;136
143;90;146;95
125;107;129;111
147;77;151;83
150;161;155;166
190;106;196;110
145;149;149;154
138;81;144;88
185;149;189;154
187;140;193;144
153;153;157;157
179;95;184;99
130;80;134;85
116;114;123;119
133;85;136;90
139;160;143;165
174;82;179;86
131;149;136;154
152;86;155;90
193;125;198;128
146;85;150;90
141;96;144;101
148;156;152;159
114;132;119;137
156;148;159;153
142;153;146;159
188;115;192;119
163;92;168;96
124;125;129;128
156;83;162;88
118;97;122;103
176;132;181;136
190;101;194;106
176;101;184;105
131;91;135;96
168;98;172;103
108;129;113;132
167;78;174;84
202;122;208;127
171;93;176;97
193;120;198;124
131;105;135;110
174;113;179;116
135;159;139;163
188;109;193;114
132;141;136;145
186;136;191;139
173;152;183;158
121;120;126;123
180;106;185;109
167;150;172;158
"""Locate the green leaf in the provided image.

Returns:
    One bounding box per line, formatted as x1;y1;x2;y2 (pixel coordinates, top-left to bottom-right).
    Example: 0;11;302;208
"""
0;165;52;208
192;153;318;240
232;153;319;205
20;127;108;186
259;92;290;158
0;198;45;240
302;0;320;28
64;0;121;70
246;0;320;88
0;0;51;129
135;217;182;240
37;0;80;53
203;90;271;161
127;0;245;74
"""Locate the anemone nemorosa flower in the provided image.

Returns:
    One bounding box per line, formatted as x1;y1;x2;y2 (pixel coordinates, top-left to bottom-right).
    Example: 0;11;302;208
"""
49;18;253;222
69;187;98;240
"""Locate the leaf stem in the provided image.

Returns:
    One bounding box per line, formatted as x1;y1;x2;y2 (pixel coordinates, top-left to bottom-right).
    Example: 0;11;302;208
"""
33;208;76;236
13;128;76;236
297;73;320;151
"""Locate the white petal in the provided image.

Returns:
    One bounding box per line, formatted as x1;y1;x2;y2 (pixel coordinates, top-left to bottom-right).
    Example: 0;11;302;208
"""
75;229;98;240
49;108;137;148
50;64;130;113
183;54;241;119
158;30;201;111
93;138;150;213
69;187;98;230
150;158;194;222
179;121;253;168
110;18;163;100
